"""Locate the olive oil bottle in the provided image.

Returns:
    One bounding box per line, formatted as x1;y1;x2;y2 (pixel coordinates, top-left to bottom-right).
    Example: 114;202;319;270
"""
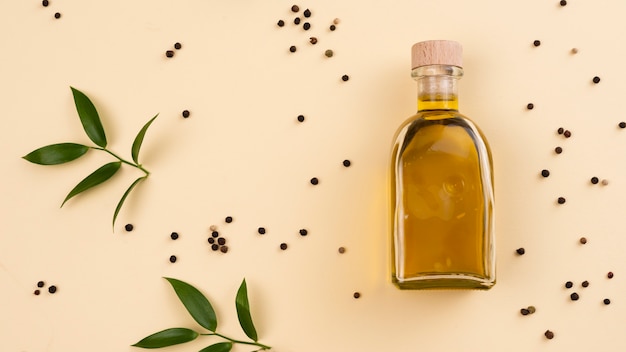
390;40;495;289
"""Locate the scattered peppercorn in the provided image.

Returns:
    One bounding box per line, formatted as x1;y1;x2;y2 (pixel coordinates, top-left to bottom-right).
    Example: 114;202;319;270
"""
591;177;599;184
294;17;301;25
563;130;572;138
593;76;601;84
516;247;525;255
297;114;305;122
291;5;299;12
34;290;41;295
212;231;219;238
338;247;346;254
170;232;179;240
325;49;334;58
310;177;319;185
258;227;266;235
280;243;288;250
208;237;215;244
570;292;580;301
565;281;573;289
580;237;587;244
209;225;217;231
582;280;589;288
289;45;297;53
225;216;233;223
555;146;563;154
303;22;311;30
560;0;567;6
343;160;351;167
333;18;340;25
182;110;190;118
42;0;49;6
125;224;134;232
303;9;311;17
571;48;578;54
544;330;555;339
527;306;536;314
299;229;308;236
309;37;318;44
603;298;611;305
526;103;534;110
220;246;229;253
174;42;182;50
165;50;174;58
353;292;361;299
520;308;530;315
211;244;219;251
601;179;609;186
48;285;57;294
541;169;550;177
533;40;541;47
330;24;336;31
557;127;564;134
54;12;61;19
607;271;614;279
169;255;177;263
557;197;566;204
37;281;45;288
341;74;350;81
619;122;626;129
217;237;226;245
277;20;285;27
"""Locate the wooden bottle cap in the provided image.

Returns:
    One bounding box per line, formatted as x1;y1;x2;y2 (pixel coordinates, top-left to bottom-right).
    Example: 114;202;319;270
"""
411;40;463;69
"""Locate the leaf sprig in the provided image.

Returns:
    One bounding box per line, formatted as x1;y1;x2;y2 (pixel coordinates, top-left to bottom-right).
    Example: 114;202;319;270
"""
22;87;158;230
133;278;271;352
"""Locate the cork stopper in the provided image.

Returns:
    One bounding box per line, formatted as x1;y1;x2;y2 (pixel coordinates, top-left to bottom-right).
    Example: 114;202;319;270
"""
411;40;463;69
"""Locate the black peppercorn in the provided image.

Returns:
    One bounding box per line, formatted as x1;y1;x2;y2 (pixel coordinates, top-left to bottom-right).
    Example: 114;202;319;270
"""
125;224;134;232
353;292;361;299
37;281;45;288
533;40;541;47
303;22;311;30
289;45;297;53
297;114;305;122
225;216;233;223
619;122;626;129
182;110;190;118
520;308;530;315
581;280;589;288
555;146;563;154
258;227;266;235
325;49;334;58
42;0;49;6
557;197;566;204
603;298;611;305
211;244;219;251
310;177;319;185
563;130;572;138
541;169;550;177
579;237;587;244
544;330;554;339
516;248;525;255
280;243;288;250
309;37;318;45
608;271;614;279
54;12;61;19
165;50;174;58
591;177;599;184
593;76;601;84
208;237;215;244
299;229;308;236
341;74;350;81
294;17;301;25
174;42;182;50
291;5;299;12
170;232;179;240
220;246;229;253
34;290;41;295
560;0;567;5
557;127;564;134
570;292;579;301
277;20;285;27
565;281;573;289
217;237;226;245
169;255;177;263
212;231;219;238
303;9;311;17
338;247;346;254
343;160;351;167
527;103;534;110
48;285;57;294
330;24;336;31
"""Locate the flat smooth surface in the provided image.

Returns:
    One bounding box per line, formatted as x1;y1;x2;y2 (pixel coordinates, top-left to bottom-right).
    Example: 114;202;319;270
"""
1;1;625;351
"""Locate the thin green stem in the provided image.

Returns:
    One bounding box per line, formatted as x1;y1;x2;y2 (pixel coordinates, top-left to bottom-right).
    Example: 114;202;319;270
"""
200;333;271;350
93;147;150;176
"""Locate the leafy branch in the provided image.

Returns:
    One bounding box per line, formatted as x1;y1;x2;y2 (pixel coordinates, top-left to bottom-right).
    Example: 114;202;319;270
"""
133;278;271;352
22;87;158;230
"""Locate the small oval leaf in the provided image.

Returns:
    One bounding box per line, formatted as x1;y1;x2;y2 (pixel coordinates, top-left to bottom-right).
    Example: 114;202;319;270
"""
131;114;158;164
70;87;107;148
164;277;218;332
113;176;146;230
23;143;89;165
132;327;198;349
61;161;121;207
198;342;233;352
235;279;258;341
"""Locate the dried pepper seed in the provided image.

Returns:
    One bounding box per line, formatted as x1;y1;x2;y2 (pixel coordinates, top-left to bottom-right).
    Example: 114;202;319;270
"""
571;48;578;54
297;114;305;122
607;271;614;279
310;177;319;185
280;243;288;250
541;169;550;177
324;49;334;58
309;37;318;44
333;18;340;25
225;216;233;223
533;40;541;47
563;130;572;138
353;292;361;299
277;20;285;27
557;197;566;204
601;179;609;186
34;290;41;295
54;12;61;19
516;248;525;255
182;110;190;118
170;232;179;240
125;224;134;232
48;285;57;294
581;280;589;288
299;229;308;236
294;17;301;25
174;42;182;50
593;76;601;84
42;0;49;6
211;244;219;251
565;281;573;289
212;231;219;238
580;237;587;244
217;237;226;245
544;330;555;339
343;160;351;167
591;177;599;184
208;237;215;244
258;227;266;235
341;74;350;81
555;146;563;154
520;308;530;316
220;246;229;253
37;281;45;288
291;5;299;12
557;127;564;134
338;247;346;254
603;298;611;305
289;45;297;53
619;122;626;129
169;255;177;263
560;0;567;6
303;22;311;30
330;24;336;31
570;292;580;301
303;9;311;17
527;306;536;314
165;50;174;58
209;225;217;231
526;103;534;110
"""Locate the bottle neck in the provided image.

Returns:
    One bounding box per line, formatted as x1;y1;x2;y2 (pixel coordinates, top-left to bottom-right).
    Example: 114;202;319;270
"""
412;65;463;112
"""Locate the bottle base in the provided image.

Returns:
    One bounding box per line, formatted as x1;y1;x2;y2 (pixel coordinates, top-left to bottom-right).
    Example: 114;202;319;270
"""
392;274;495;290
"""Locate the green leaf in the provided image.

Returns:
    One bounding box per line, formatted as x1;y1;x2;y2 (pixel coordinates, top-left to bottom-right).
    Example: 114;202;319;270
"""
113;176;146;230
23;143;89;165
70;87;107;148
198;342;233;352
164;277;218;332
61;161;121;207
132;327;198;349
235;279;258;341
131;114;158;164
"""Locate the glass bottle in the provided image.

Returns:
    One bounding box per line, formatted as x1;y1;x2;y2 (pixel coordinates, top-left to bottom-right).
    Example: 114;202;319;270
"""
389;40;495;289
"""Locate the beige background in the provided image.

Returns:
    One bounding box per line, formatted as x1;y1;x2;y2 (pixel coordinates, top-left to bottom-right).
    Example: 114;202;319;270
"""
1;0;625;351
